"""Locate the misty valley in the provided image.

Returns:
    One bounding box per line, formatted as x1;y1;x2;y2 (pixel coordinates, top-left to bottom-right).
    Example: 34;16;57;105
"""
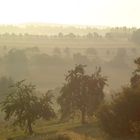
0;25;140;140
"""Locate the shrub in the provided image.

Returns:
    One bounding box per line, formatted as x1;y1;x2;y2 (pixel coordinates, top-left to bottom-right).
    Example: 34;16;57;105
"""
98;86;140;137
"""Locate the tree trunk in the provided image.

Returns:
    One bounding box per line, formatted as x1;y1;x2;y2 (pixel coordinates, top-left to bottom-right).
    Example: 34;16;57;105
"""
27;120;33;135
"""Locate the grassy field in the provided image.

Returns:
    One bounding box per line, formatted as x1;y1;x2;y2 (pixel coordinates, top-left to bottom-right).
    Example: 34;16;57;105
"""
0;119;106;140
0;119;138;140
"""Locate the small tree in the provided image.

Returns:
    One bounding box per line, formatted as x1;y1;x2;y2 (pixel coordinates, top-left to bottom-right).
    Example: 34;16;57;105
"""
39;90;56;120
1;80;55;135
58;64;107;123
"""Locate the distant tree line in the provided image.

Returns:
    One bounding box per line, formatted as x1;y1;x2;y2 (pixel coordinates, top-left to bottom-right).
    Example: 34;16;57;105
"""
0;25;136;35
0;27;137;41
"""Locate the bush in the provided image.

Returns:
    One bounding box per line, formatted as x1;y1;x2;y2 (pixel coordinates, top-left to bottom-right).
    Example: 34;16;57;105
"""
98;86;140;137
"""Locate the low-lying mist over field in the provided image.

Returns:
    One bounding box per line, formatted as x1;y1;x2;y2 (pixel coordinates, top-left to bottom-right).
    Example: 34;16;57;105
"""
0;24;139;140
0;25;138;92
0;1;140;139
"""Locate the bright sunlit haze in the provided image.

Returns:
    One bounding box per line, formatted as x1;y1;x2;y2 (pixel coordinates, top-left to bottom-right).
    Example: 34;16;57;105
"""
0;0;140;27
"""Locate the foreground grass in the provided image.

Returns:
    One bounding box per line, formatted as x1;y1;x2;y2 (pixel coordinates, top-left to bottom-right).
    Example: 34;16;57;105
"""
0;119;106;140
0;120;139;140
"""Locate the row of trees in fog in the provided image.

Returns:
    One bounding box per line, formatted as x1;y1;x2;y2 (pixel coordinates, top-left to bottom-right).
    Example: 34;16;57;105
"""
0;28;140;41
0;57;140;138
0;30;136;40
0;25;136;35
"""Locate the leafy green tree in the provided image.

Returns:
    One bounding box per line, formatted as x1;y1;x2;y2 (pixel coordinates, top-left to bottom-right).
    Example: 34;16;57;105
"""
58;65;107;123
1;80;55;135
98;58;140;138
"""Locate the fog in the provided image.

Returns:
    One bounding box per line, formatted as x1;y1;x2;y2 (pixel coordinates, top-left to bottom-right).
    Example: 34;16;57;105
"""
0;24;140;140
0;27;139;92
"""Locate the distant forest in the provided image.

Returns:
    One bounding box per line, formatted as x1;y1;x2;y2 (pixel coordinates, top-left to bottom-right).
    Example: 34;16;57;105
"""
0;24;136;35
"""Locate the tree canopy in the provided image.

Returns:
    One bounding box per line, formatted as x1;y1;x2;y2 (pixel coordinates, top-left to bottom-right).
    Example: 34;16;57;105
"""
1;80;55;135
58;64;107;123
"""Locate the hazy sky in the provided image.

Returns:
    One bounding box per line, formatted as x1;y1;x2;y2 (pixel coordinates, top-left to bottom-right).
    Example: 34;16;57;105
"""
0;0;140;27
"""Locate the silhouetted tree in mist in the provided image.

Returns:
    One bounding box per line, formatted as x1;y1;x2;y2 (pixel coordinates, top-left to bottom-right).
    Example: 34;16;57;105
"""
58;65;107;124
1;80;56;135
